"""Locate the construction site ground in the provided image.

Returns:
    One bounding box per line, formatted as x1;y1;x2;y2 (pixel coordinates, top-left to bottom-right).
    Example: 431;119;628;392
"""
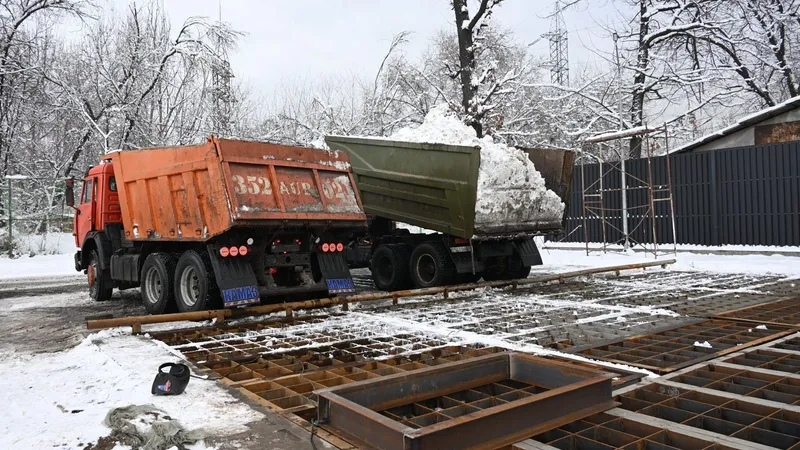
2;248;800;450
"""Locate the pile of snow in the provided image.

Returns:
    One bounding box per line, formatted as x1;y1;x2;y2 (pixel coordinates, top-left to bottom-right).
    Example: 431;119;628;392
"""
389;105;565;233
0;330;262;449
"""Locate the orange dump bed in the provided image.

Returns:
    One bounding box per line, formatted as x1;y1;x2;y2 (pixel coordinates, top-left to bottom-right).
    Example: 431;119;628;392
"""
107;137;366;242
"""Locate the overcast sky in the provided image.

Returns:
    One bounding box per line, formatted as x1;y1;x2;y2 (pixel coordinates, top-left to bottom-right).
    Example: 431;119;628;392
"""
115;1;624;96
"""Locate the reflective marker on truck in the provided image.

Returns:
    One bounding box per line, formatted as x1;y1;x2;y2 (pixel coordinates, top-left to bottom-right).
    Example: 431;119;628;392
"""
326;278;355;294
222;285;260;307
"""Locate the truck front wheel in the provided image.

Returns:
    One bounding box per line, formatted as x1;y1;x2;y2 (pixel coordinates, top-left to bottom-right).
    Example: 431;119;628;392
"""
175;250;220;313
88;250;113;302
370;244;411;291
409;242;455;288
141;253;177;314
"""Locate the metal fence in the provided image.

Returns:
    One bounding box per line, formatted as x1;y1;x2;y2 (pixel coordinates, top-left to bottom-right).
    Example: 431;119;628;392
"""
1;177;72;255
562;141;800;246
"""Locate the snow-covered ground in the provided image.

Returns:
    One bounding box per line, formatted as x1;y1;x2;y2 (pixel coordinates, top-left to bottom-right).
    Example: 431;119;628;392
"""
2;241;799;449
536;245;800;278
0;330;263;450
0;232;78;280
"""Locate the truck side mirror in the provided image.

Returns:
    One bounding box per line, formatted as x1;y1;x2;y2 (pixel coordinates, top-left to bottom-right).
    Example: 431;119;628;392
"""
65;178;75;208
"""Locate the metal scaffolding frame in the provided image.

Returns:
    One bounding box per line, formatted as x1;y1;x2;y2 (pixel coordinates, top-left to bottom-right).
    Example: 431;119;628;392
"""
579;125;677;257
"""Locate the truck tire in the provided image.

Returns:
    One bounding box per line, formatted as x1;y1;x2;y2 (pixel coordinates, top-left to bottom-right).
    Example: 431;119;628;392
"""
409;242;455;288
484;255;530;281
457;272;483;284
141;253;177;315
370;244;411;291
88;250;113;302
174;250;221;313
482;257;507;282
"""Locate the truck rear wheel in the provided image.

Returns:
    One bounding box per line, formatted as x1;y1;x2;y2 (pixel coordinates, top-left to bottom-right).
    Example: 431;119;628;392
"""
88;250;113;302
141;253;177;315
175;250;220;313
370;244;411;291
409;242;454;288
483;255;530;281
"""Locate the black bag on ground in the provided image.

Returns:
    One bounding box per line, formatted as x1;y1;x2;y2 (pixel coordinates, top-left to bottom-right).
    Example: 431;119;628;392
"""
151;363;190;395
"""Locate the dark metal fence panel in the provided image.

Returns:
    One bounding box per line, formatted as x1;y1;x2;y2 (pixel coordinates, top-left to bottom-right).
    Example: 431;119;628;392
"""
562;141;800;246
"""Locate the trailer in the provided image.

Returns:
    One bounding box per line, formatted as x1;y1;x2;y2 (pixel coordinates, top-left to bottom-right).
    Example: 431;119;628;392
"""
326;136;575;291
66;137;367;314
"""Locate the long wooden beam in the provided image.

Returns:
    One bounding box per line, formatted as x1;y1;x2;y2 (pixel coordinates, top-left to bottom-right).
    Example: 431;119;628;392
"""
86;259;676;332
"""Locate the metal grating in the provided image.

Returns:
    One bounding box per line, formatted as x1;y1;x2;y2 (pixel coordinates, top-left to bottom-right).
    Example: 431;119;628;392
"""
525;412;740;450
674;364;800;406
618;383;800;449
570;320;792;373
723;349;800;374
717;297;800;326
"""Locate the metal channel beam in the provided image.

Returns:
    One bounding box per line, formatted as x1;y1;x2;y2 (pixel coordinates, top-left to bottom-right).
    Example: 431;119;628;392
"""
316;353;615;450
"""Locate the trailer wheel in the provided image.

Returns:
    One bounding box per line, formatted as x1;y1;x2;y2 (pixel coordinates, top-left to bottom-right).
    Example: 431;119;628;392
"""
409;242;455;288
141;253;177;315
370;244;411;291
88;250;113;302
175;250;221;312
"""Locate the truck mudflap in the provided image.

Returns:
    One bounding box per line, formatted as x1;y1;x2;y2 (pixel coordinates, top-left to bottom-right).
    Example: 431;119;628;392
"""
515;238;543;267
207;246;260;308
316;251;356;295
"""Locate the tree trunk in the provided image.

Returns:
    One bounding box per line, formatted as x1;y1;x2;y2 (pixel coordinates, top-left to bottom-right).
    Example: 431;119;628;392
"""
452;0;482;137
629;0;649;160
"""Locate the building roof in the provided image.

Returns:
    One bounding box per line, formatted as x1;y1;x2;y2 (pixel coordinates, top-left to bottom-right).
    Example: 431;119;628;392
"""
673;95;800;154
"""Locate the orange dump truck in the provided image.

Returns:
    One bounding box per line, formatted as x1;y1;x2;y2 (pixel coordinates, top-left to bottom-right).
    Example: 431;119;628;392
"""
66;137;367;314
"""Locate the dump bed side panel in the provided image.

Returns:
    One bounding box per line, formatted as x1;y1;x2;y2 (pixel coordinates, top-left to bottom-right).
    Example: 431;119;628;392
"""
325;136;480;238
111;138;366;242
110;142;230;241
215;139;364;222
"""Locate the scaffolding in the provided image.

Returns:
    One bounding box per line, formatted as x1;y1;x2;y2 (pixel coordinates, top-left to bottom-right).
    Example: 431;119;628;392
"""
578;125;677;257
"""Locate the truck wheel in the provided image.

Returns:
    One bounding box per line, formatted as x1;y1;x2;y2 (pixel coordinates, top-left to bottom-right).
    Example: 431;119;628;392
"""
508;253;531;279
457;272;483;284
370;244;411;291
409;242;454;288
88;250;113;302
141;253;177;315
175;250;221;312
482;257;507;282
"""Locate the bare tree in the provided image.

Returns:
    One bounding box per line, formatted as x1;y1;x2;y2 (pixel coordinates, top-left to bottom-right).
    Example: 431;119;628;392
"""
451;0;508;137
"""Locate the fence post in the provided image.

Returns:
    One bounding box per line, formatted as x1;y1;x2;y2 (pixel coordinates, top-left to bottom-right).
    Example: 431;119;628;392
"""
6;178;11;257
709;152;721;246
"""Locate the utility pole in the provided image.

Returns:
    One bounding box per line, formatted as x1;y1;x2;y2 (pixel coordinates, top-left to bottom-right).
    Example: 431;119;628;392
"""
613;31;630;252
543;0;569;86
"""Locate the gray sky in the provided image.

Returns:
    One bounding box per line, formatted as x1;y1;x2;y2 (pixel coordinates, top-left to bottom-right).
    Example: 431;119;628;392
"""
142;1;622;95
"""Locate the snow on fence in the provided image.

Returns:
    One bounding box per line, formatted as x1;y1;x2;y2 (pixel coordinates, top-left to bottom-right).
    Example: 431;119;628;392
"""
560;141;800;247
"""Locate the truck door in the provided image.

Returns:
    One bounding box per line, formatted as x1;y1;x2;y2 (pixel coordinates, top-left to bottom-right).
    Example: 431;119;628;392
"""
75;177;96;248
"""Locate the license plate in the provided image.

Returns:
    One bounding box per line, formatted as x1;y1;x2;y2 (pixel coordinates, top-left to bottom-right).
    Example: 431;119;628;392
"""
326;278;355;294
222;285;260;307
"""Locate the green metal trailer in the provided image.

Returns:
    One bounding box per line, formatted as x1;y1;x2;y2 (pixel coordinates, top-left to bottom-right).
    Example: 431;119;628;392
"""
326;135;575;290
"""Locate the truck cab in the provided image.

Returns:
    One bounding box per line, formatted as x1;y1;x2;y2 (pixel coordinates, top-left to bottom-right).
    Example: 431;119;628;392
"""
72;161;121;251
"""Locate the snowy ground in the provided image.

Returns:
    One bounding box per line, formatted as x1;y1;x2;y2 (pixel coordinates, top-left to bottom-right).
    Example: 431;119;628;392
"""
0;330;264;450
1;247;799;449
